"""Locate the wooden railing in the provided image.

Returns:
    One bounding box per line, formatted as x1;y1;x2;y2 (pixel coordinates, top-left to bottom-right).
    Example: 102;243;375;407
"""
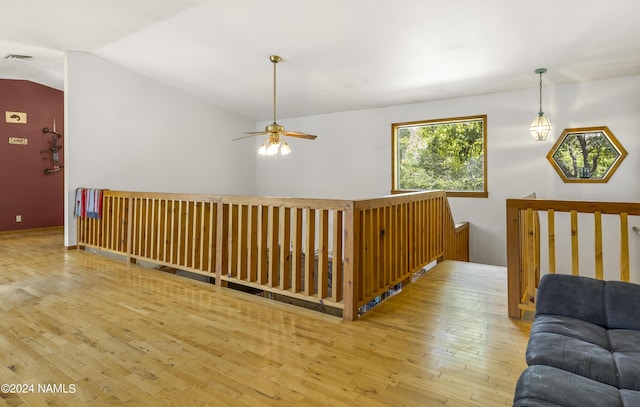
448;221;470;262
506;194;640;319
77;190;468;320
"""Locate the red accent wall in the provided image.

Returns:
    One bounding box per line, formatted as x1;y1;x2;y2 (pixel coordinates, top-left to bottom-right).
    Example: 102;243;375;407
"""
0;79;64;231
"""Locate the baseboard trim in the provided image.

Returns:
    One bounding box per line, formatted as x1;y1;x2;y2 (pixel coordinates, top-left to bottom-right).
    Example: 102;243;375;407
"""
0;226;63;235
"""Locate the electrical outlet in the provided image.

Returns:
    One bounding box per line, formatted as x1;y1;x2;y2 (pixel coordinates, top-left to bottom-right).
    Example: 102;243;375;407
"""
16;215;22;222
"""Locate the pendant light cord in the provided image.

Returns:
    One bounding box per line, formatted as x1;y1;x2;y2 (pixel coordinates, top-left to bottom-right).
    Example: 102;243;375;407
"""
538;72;543;115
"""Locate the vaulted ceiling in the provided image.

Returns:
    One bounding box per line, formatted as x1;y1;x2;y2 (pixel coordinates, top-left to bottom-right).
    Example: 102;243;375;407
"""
2;0;639;121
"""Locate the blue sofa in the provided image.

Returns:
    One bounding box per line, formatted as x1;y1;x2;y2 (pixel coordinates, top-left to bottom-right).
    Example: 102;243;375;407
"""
513;274;640;407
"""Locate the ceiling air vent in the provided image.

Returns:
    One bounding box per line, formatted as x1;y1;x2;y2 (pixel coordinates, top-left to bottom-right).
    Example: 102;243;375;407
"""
5;54;33;60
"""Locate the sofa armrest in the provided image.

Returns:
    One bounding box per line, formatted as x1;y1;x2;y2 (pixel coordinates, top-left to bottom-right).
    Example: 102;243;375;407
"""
535;274;606;327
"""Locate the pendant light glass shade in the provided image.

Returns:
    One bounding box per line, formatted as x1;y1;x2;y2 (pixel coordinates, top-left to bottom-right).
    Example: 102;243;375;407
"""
530;68;551;141
530;114;552;141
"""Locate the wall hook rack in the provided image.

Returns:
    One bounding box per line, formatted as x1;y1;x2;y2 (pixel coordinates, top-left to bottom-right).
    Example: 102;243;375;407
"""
43;127;63;138
42;126;63;174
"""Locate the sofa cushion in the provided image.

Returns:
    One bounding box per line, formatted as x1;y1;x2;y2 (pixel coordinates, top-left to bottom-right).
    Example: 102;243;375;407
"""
529;314;610;347
528;315;640;392
609;330;640;391
513;365;629;407
612;351;640;391
620;389;640;406
536;274;606;327
526;331;618;387
605;281;640;329
608;329;640;352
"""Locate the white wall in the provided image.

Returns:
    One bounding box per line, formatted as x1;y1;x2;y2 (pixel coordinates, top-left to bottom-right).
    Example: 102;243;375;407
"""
256;75;640;268
62;54;640;269
64;51;256;246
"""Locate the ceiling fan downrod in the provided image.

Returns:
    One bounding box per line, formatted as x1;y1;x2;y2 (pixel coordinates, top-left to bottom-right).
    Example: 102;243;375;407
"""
270;55;281;125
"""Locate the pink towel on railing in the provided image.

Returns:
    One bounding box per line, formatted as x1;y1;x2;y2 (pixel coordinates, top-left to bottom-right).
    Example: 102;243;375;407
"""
75;188;104;219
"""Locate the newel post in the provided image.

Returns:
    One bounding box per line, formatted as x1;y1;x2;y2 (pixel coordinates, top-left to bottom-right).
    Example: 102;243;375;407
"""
506;199;522;319
342;202;359;321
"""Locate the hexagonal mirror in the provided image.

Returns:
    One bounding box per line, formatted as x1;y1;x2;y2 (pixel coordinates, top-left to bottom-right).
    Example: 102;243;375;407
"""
547;126;627;183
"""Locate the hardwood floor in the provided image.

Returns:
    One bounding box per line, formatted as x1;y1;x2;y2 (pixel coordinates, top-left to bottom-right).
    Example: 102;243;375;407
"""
0;229;531;406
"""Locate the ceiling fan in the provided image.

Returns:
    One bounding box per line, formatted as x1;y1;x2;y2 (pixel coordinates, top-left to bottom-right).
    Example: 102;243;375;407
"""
233;55;317;156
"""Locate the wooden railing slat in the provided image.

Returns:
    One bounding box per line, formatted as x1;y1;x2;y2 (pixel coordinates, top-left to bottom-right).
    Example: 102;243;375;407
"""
332;210;343;303
269;205;280;287
280;207;291;291
570;210;579;276
384;206;391;286
620;212;629;282
292;208;302;292
145;198;151;259
248;205;258;282
364;208;373;299
547;209;555;274
594;211;603;280
318;209;329;299
372;207;380;294
229;204;238;278
158;199;165;263
304;208;315;296
178;200;185;266
193;201;199;268
114;197;121;251
169;200;175;264
208;202;215;273
258;205;268;285
215;202;225;286
238;204;247;280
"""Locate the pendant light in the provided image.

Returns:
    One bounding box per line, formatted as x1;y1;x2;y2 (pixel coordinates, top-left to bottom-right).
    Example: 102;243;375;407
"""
530;68;552;141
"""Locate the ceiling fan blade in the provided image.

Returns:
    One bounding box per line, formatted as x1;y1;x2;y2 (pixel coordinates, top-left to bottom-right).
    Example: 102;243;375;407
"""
232;132;269;141
283;131;317;140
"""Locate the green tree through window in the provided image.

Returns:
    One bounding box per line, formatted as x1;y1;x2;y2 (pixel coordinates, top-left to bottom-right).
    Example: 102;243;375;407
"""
392;115;487;197
546;126;627;183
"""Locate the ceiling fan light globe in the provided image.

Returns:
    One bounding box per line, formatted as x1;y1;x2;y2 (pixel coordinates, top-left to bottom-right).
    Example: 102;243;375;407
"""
280;141;291;155
267;142;279;155
258;140;269;155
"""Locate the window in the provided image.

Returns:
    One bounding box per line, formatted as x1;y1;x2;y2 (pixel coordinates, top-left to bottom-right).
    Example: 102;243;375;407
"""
547;126;627;183
392;115;487;197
